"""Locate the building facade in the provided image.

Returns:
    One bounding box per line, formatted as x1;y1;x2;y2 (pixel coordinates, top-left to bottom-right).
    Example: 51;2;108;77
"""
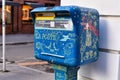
0;0;60;34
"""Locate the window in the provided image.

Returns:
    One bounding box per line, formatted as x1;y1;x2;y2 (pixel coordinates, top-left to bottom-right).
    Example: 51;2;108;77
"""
0;5;12;24
45;3;55;7
22;5;33;24
47;0;56;1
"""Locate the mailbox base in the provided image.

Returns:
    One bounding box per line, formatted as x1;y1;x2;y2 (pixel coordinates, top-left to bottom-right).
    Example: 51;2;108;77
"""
52;64;80;80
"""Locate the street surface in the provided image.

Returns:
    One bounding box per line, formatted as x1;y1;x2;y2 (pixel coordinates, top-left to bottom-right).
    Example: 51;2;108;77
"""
0;43;34;62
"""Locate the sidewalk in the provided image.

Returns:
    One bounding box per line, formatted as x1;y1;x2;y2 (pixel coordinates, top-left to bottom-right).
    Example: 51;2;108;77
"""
0;34;53;80
0;34;54;80
0;34;34;45
0;63;54;80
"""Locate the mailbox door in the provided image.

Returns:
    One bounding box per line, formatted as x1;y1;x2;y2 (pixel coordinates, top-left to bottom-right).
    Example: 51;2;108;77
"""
34;12;79;66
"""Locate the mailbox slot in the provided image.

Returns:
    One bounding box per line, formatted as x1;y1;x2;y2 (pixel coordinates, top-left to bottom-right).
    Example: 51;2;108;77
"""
41;52;65;58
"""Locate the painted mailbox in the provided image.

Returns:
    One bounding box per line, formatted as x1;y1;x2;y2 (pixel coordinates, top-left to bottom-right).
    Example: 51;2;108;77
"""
31;6;99;67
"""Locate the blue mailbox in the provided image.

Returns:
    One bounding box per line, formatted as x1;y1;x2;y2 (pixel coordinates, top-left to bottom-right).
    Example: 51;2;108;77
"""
31;6;99;67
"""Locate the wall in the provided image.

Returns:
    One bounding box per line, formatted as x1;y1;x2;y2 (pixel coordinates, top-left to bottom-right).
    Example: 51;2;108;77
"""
61;0;120;80
61;0;120;15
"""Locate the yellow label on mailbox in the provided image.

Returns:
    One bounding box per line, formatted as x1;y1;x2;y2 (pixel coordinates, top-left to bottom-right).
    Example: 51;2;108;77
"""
36;13;55;20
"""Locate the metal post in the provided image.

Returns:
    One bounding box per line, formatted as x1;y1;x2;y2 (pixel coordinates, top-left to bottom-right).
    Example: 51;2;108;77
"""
53;64;80;80
2;0;6;72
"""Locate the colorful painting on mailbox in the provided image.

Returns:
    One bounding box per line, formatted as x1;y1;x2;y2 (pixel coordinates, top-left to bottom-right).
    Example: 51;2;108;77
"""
80;8;99;65
31;6;99;67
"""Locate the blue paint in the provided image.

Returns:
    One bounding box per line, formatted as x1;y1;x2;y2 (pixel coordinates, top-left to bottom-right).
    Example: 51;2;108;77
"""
53;64;79;80
31;6;99;67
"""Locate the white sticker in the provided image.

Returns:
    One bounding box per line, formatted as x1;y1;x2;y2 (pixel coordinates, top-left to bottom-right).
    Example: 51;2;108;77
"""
50;21;55;28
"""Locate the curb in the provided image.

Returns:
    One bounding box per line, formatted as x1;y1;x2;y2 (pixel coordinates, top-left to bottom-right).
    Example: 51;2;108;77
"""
0;42;33;46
